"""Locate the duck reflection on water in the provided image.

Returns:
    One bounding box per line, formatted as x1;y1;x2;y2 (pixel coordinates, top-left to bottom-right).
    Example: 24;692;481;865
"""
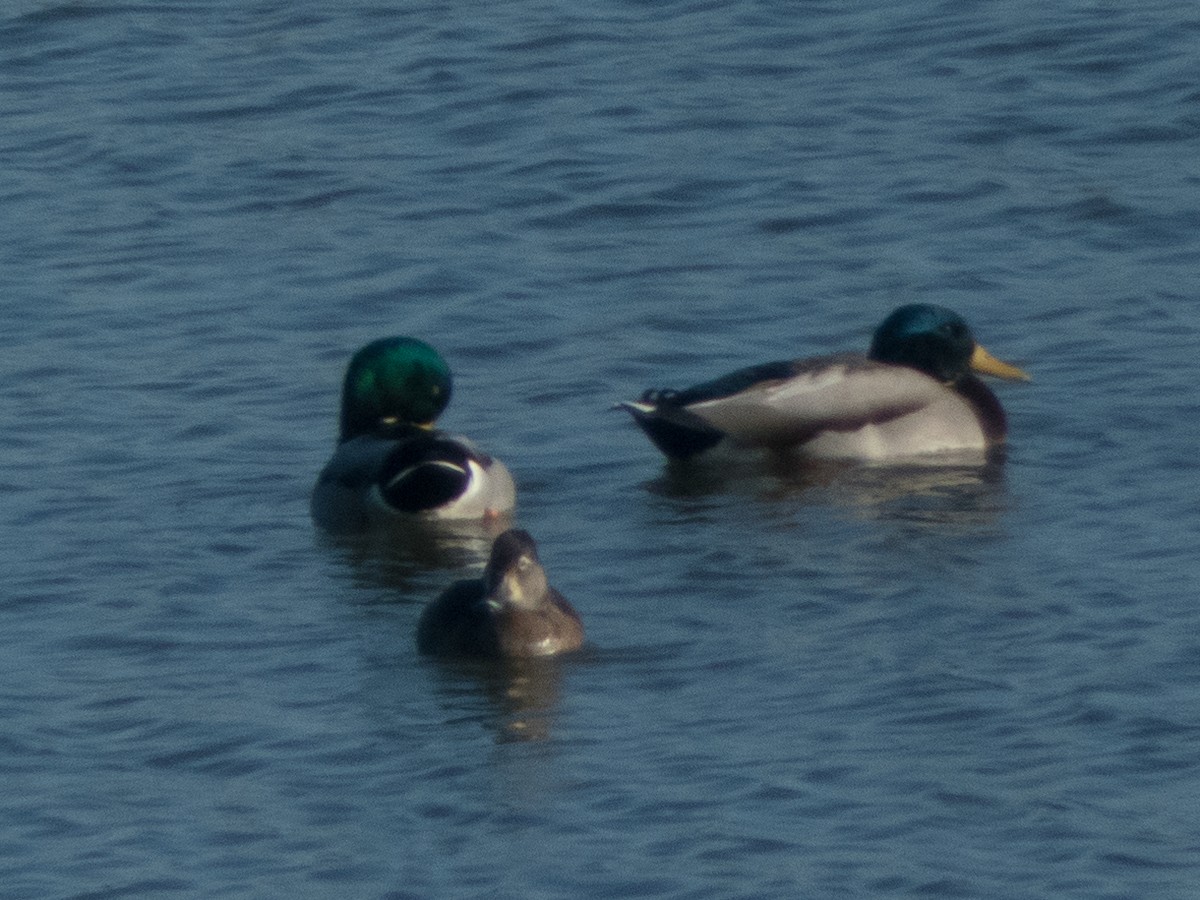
646;446;1010;531
425;654;575;744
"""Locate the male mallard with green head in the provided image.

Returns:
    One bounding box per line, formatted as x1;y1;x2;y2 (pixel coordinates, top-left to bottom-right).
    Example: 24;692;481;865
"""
312;337;515;530
619;304;1029;461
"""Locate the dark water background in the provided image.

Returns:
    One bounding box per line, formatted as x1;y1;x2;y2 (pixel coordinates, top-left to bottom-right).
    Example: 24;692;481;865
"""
3;1;1200;897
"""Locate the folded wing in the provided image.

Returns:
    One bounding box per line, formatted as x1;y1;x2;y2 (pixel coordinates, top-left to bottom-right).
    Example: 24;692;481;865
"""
688;355;942;447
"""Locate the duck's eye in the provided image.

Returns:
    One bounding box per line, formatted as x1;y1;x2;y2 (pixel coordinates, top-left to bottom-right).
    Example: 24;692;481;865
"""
941;322;967;340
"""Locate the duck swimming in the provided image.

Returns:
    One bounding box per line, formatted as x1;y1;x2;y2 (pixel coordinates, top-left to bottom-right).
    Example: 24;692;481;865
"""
618;304;1029;462
416;529;584;659
311;337;515;530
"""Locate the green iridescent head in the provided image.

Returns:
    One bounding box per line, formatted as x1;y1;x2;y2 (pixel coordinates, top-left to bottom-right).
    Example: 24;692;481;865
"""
338;337;453;441
869;304;1029;384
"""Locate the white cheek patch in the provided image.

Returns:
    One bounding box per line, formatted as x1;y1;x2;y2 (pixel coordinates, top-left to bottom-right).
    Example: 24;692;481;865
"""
502;571;525;604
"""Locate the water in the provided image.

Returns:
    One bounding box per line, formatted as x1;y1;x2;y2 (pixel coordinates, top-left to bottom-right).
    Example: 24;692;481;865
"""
3;1;1200;897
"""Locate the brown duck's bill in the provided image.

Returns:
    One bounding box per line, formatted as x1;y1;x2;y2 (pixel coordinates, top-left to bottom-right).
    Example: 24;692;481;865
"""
970;344;1031;381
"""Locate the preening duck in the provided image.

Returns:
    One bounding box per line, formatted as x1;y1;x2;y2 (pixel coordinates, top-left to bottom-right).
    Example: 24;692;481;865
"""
618;304;1029;462
311;337;515;530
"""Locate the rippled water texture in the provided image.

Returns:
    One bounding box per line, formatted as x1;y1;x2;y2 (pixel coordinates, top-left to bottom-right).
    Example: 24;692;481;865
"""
3;1;1200;897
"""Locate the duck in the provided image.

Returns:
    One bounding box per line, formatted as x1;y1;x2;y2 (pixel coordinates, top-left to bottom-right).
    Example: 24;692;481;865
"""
618;304;1030;462
416;529;584;659
311;337;515;530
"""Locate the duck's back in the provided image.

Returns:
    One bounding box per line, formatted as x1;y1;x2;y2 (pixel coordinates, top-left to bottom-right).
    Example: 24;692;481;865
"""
417;586;583;659
416;580;497;657
312;432;516;529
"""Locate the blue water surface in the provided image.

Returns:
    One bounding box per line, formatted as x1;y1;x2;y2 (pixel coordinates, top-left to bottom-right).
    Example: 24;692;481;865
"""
2;1;1200;897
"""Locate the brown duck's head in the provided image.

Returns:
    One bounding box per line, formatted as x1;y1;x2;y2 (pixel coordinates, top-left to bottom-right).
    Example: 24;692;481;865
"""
485;529;550;611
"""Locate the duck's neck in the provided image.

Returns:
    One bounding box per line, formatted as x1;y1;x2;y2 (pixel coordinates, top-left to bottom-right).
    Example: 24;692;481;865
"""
953;375;1007;443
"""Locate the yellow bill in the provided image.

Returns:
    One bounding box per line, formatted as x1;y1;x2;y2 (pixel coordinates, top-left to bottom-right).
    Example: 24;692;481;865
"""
970;344;1031;381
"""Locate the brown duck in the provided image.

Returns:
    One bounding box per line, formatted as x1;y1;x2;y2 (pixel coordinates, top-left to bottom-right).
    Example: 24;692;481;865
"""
417;529;584;659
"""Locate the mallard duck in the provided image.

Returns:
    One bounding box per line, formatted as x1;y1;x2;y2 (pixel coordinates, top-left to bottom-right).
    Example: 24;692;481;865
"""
618;304;1029;461
311;337;515;530
416;529;584;658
